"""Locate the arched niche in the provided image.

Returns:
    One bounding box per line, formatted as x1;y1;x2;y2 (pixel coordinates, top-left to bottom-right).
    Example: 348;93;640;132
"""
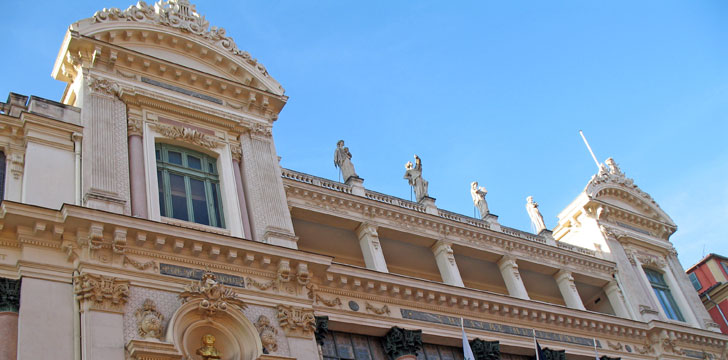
166;299;263;360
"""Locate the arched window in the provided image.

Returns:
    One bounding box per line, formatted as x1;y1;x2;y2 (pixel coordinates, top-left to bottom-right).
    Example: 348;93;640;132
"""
644;268;684;321
156;143;224;228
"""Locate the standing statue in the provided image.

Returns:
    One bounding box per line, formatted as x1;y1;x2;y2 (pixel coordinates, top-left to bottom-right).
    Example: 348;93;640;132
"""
333;140;358;182
196;334;222;360
403;155;429;202
470;181;489;219
525;196;546;233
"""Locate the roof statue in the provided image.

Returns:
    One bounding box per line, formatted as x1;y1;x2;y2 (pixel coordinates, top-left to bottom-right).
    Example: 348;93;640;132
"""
526;196;546;233
403;155;429;202
470;181;489;219
333;140;358;182
86;0;283;94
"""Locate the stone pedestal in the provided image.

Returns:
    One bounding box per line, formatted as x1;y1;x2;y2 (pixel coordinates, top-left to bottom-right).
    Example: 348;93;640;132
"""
538;229;557;246
126;339;182;360
0;312;18;360
431;241;464;287
345;176;365;196
554;270;585;310
484;213;501;231
497;256;529;300
419;196;438;215
356;223;388;272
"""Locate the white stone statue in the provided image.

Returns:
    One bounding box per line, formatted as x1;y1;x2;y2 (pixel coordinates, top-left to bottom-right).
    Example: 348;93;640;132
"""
605;157;622;175
526;196;546;233
470;181;489;219
403;155;429;202
333;140;358;182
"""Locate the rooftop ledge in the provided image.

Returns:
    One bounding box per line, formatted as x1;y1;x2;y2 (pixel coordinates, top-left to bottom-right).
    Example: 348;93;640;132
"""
281;167;598;259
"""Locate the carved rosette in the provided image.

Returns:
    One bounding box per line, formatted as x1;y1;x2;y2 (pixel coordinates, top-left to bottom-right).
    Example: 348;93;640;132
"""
276;304;316;338
154;123;221;149
469;339;499;360
74;273;130;312
255;315;278;353
135;299;164;339
383;327;423;360
178;271;246;316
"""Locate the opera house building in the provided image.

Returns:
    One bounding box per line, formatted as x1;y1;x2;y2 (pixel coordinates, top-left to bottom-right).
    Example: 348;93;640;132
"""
0;1;725;359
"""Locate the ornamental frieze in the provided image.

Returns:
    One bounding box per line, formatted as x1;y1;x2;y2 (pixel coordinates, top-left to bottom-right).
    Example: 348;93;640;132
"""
74;273;130;312
153;123;221;150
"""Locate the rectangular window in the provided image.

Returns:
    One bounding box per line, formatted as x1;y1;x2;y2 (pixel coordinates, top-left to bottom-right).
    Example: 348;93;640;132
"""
644;268;685;321
722;262;728;277
688;272;702;291
156;143;224;228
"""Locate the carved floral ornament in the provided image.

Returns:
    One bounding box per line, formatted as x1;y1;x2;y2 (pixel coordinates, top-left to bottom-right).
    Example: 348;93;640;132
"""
153;123;221;150
135;299;164;339
276;304;316;337
87;76;123;98
90;0;279;89
178;271;246;316
74;273;130;312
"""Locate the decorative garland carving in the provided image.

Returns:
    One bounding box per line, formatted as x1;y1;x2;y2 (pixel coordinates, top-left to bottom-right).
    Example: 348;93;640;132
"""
178;271;246;316
74;273;130;312
606;340;623;351
314;294;342;307
154;123;221;149
255;315;278;353
123;255;158;271
135;299;164;339
87;76;122;98
245;277;276;291
365;301;390;315
276;304;316;337
636;253;666;269
92;0;275;82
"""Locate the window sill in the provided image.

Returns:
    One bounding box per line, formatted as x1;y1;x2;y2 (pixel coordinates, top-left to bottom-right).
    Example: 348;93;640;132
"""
161;216;231;236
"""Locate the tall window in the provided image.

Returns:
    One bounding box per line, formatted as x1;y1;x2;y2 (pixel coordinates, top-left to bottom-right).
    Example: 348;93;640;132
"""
156;144;224;228
688;272;702;291
644;268;684;321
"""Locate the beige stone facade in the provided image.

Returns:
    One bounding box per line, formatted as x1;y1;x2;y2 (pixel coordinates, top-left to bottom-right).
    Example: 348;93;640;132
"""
0;1;726;359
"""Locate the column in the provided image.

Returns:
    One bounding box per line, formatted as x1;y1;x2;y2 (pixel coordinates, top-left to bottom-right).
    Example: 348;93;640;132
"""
554;270;586;310
604;280;631;319
497;256;529;300
75;273;129;360
232;146;253;240
4;147;23;202
127;108;147;218
431;241;464;287
0;278;19;360
17;278;74;360
356;223;388;272
383;327;422;360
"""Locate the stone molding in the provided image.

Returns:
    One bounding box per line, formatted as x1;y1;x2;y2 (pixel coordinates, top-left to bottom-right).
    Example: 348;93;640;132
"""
126;339;183;360
152;122;221;150
276;304;315;338
74;273;130;312
383;327;423;360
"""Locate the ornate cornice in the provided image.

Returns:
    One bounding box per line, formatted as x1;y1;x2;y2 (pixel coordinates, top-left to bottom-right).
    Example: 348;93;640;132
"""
74;273;130;312
91;0;280;92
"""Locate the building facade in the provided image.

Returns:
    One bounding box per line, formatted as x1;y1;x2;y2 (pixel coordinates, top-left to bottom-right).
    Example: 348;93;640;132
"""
0;1;726;359
687;254;728;335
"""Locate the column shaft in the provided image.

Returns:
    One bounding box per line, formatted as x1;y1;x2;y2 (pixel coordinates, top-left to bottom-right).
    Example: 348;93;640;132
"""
432;241;464;287
554;270;586;310
497;256;529;300
356;223;388;272
604;281;631;319
128;134;147;218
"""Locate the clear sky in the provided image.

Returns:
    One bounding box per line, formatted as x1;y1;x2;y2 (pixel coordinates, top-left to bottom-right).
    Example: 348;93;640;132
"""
2;1;726;269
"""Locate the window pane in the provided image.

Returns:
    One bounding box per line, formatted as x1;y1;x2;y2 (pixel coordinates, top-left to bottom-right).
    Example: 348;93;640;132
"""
689;273;702;291
168;151;183;165
190;178;209;225
187;155;202;170
158;170;166;216
211;183;222;227
169;173;188;221
209;162;217;174
155;149;161;160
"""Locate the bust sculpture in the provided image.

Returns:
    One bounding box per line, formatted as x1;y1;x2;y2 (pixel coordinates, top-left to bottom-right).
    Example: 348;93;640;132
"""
403;155;429;202
196;334;222;360
526;196;546;233
334;140;358;182
470;181;489;219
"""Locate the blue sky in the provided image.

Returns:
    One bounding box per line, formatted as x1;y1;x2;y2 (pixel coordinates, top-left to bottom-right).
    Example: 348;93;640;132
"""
2;1;726;269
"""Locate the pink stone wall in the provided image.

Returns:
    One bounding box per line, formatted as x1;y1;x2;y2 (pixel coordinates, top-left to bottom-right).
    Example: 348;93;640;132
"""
0;312;18;360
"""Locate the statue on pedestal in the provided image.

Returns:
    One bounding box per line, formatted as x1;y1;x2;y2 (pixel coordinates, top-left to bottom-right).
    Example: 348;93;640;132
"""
403;155;429;202
196;334;222;360
470;181;489;219
334;140;358;182
526;196;546;233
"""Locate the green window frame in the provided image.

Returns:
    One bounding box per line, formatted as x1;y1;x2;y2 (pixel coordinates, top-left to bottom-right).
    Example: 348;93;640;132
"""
688;272;702;291
155;143;224;228
644;268;685;321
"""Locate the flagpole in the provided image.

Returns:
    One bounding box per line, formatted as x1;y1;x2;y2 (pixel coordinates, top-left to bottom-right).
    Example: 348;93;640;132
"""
532;329;539;360
593;338;599;360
